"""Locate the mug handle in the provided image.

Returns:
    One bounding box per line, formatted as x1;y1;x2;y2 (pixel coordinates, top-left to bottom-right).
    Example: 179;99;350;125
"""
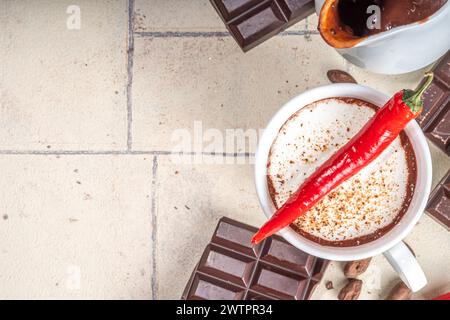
383;241;427;292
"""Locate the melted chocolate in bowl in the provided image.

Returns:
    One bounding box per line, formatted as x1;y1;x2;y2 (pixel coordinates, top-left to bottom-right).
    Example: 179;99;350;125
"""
267;98;417;247
337;0;447;37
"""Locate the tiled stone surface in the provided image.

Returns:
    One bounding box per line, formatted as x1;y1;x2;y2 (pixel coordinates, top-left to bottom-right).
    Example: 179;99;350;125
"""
132;34;346;153
0;0;128;151
154;156;265;299
0;155;153;299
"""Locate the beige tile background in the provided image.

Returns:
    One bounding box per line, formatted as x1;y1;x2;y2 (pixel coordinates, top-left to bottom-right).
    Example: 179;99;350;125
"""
0;0;448;300
0;155;153;299
133;0;312;32
0;0;129;151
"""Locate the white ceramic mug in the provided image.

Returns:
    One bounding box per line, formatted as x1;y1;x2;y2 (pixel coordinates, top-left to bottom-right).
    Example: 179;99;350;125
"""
255;84;432;292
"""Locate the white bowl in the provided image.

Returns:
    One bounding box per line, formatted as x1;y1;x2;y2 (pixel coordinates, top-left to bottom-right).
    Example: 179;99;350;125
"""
254;84;432;262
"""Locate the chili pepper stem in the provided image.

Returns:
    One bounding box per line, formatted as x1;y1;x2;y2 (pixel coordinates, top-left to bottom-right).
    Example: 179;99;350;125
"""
403;73;434;113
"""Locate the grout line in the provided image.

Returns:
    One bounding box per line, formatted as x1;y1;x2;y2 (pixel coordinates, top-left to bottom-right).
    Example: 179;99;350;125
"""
134;30;319;38
280;30;319;36
126;0;135;151
150;155;159;300
0;150;255;157
0;150;130;155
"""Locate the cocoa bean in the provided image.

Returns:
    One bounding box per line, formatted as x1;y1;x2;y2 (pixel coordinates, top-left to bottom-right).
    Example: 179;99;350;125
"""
338;279;363;300
386;281;412;300
344;258;372;278
325;281;334;290
327;70;357;84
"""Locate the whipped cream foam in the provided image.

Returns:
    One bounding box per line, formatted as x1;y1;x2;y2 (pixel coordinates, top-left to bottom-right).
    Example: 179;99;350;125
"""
267;97;416;246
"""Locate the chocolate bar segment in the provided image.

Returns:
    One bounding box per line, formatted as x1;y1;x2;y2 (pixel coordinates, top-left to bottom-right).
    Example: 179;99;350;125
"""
416;50;450;156
426;102;450;154
210;0;315;51
212;217;263;257
182;217;329;300
426;170;450;231
250;264;308;299
246;291;277;300
260;237;315;275
187;274;246;300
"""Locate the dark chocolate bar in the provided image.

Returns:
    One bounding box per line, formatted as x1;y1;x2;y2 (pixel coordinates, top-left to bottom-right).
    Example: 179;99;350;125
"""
426;170;450;231
181;217;329;300
417;50;450;156
210;0;315;51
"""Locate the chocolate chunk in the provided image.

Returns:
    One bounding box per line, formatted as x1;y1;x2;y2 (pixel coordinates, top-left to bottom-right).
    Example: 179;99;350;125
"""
182;217;329;300
210;0;315;51
416;50;450;156
327;70;357;84
426;170;450;231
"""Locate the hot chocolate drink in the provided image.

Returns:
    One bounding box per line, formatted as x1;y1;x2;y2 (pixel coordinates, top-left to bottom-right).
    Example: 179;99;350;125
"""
267;98;417;246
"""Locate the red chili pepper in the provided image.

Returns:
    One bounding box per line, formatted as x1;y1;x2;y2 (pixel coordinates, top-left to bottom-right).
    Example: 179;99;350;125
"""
433;292;450;300
252;73;434;245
